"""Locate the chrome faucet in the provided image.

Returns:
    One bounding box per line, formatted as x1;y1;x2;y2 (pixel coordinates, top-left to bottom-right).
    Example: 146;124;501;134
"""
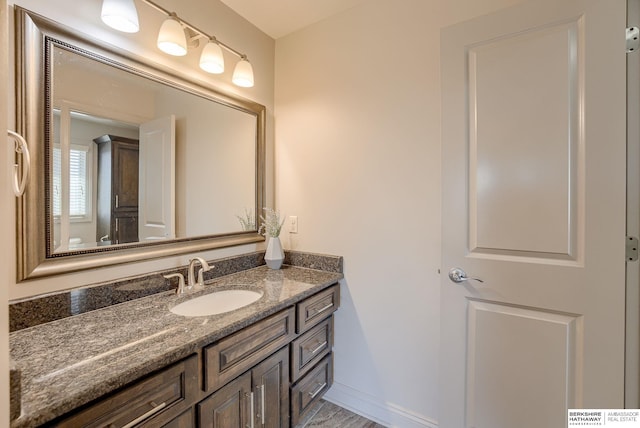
188;257;214;290
163;257;214;295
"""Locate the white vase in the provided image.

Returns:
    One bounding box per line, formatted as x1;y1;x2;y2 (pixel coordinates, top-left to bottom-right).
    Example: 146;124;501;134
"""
264;236;284;269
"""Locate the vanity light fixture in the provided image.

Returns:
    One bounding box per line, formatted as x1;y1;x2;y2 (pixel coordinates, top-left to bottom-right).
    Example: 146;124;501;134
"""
100;0;254;86
157;13;188;56
232;56;254;88
199;38;225;74
100;0;139;33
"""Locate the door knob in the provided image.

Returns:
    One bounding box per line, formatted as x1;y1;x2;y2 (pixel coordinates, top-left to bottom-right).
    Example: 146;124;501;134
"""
448;267;484;284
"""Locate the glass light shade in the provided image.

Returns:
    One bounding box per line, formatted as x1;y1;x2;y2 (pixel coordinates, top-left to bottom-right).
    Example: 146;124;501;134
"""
232;58;254;88
157;16;187;56
101;0;139;33
200;41;225;74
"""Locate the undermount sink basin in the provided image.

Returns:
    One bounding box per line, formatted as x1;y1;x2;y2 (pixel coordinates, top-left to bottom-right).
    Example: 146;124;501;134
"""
170;289;263;317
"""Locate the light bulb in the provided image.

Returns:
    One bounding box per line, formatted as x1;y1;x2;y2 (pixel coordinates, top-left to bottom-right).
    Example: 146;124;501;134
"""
101;0;139;33
157;14;187;56
232;57;254;88
200;40;225;74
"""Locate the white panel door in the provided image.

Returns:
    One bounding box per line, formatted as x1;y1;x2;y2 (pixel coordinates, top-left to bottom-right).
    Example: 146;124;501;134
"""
139;115;175;241
440;1;626;427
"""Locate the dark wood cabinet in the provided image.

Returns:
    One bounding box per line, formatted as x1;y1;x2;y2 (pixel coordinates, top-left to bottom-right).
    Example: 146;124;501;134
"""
199;346;289;428
251;346;290;428
54;355;198;427
204;308;295;394
291;317;333;382
296;284;339;333
290;285;339;426
291;354;333;426
198;372;252;427
94;134;139;245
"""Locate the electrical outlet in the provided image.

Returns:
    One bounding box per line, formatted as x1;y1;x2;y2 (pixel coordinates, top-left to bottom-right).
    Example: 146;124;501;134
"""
289;216;298;233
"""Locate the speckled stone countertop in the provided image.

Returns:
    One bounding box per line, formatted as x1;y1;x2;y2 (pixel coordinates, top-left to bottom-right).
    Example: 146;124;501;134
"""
10;265;343;428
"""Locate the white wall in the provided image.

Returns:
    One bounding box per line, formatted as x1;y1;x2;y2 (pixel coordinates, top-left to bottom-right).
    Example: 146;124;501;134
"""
274;0;521;425
154;89;256;237
7;0;275;300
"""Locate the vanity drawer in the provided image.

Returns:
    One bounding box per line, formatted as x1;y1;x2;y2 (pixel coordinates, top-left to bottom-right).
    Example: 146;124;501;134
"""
55;354;198;428
290;353;333;427
291;316;333;382
204;308;296;393
140;407;194;428
296;284;340;333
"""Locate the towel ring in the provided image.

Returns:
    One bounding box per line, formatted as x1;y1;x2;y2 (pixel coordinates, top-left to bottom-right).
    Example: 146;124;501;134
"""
7;130;31;197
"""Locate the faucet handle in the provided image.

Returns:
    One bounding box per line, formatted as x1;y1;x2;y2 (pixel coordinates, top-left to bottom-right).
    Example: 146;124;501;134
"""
190;257;212;286
163;273;186;294
197;263;215;287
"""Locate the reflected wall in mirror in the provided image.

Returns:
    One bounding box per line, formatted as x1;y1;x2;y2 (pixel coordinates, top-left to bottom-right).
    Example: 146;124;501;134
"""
16;7;265;280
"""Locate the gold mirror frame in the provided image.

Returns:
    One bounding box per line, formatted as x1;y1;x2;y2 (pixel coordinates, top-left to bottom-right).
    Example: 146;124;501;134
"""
15;7;266;281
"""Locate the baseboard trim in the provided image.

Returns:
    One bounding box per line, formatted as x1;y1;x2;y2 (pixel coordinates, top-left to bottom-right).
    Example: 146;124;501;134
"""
323;382;438;428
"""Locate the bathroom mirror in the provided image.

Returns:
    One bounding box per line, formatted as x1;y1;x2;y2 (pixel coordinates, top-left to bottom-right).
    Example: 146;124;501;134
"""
15;7;265;281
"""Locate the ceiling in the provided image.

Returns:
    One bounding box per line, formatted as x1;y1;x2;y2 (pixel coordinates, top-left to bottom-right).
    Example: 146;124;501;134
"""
220;0;370;39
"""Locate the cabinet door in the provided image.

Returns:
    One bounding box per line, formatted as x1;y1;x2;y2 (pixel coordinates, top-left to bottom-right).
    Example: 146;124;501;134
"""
114;214;138;244
112;140;139;209
251;347;290;428
198;372;251;428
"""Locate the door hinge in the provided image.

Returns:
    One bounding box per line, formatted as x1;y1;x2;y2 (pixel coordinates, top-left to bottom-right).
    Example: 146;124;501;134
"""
627;27;639;53
626;236;638;262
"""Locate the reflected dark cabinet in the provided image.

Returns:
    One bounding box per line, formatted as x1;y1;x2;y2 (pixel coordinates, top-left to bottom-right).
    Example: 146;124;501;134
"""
94;134;139;245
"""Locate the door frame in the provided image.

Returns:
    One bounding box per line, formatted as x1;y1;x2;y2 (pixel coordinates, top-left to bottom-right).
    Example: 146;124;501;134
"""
626;0;640;409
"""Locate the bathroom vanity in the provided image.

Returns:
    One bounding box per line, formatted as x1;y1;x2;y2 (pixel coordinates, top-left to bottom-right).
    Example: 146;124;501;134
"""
9;261;342;427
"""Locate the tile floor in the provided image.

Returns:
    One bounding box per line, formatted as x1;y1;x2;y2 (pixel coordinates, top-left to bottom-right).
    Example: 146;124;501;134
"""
296;400;386;428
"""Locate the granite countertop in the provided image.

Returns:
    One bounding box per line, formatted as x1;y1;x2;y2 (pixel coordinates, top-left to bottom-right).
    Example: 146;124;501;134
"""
10;265;343;428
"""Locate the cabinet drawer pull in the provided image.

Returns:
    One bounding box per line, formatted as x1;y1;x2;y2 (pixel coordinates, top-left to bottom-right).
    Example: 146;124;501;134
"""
245;392;255;428
308;382;327;399
313;303;333;316
309;341;328;355
259;384;266;424
121;401;167;428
